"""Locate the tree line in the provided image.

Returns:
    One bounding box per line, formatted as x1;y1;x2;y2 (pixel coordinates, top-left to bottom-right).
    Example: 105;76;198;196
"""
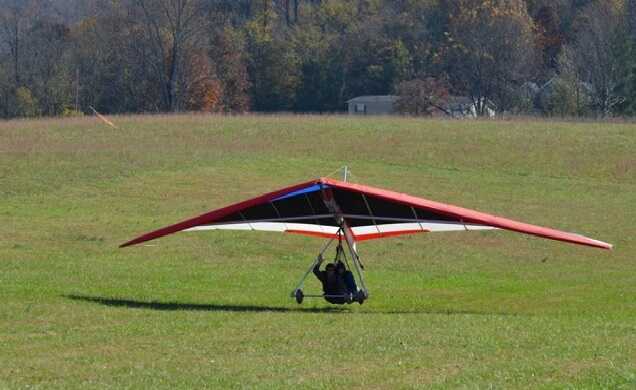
1;0;635;118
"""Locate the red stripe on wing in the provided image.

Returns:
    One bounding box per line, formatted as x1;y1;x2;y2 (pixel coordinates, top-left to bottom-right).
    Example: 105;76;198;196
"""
285;228;426;241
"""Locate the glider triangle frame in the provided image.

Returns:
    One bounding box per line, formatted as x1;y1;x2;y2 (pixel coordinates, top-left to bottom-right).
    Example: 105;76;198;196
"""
291;227;369;305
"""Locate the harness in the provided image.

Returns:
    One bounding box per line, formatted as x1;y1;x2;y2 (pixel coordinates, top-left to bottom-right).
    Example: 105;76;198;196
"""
291;227;369;304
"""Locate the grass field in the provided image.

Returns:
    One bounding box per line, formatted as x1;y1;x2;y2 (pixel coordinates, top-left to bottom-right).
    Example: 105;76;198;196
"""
1;114;635;388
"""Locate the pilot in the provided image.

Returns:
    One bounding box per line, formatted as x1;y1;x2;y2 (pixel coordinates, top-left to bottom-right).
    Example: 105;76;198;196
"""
336;261;358;298
313;257;358;304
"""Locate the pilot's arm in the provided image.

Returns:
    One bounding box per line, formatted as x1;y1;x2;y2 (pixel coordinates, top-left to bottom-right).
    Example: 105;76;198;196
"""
313;255;325;282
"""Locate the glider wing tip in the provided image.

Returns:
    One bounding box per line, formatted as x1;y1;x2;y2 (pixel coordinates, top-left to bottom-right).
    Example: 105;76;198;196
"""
591;238;613;250
119;238;143;248
593;241;613;250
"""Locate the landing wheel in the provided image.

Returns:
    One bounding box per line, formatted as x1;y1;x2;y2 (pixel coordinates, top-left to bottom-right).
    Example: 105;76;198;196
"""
357;290;368;305
294;289;304;304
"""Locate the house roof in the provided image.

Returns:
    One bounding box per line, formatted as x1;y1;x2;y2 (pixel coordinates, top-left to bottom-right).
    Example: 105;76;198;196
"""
447;96;474;106
346;95;399;104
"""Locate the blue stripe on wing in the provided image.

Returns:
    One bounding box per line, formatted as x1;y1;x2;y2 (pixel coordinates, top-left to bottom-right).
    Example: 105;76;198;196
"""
272;184;328;202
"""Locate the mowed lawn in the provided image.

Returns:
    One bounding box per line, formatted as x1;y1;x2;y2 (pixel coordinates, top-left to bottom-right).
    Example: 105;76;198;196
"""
1;114;635;388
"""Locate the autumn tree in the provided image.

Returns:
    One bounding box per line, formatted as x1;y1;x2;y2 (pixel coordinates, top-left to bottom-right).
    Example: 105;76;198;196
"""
294;0;360;110
383;0;443;78
570;1;627;116
534;4;563;71
0;0;38;117
541;46;591;117
211;26;251;112
291;23;332;111
22;20;73;116
629;0;636;40
180;50;222;111
0;65;9;117
0;0;37;87
444;0;538;115
133;0;210;112
621;0;636;114
244;7;300;111
292;0;410;111
0;1;76;117
394;77;449;116
69;5;163;113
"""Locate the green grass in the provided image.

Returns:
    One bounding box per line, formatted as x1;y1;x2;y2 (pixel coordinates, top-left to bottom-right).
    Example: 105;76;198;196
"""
1;114;635;388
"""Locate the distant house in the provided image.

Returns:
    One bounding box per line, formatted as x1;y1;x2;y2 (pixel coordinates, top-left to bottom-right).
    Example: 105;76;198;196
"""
420;96;495;118
346;95;398;115
444;96;496;118
346;94;495;117
534;77;593;112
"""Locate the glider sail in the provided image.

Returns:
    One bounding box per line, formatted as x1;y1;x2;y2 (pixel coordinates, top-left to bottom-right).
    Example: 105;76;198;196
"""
120;177;612;250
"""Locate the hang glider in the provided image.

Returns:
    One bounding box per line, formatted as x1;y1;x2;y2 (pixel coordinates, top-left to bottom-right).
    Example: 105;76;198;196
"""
121;176;611;305
121;177;612;250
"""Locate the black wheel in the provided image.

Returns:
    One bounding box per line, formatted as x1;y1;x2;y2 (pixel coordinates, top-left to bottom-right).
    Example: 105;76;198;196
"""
357;290;368;305
295;289;304;304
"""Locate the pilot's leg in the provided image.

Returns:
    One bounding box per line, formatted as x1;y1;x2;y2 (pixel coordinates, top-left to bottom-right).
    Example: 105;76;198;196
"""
343;271;357;294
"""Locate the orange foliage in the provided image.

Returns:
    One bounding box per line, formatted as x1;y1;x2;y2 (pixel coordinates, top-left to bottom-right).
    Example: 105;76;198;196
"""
183;50;223;112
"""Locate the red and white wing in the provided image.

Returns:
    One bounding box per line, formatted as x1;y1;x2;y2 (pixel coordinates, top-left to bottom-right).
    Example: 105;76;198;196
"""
121;177;612;250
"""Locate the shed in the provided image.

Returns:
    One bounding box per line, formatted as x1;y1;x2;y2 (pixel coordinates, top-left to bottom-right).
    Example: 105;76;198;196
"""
346;95;398;115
